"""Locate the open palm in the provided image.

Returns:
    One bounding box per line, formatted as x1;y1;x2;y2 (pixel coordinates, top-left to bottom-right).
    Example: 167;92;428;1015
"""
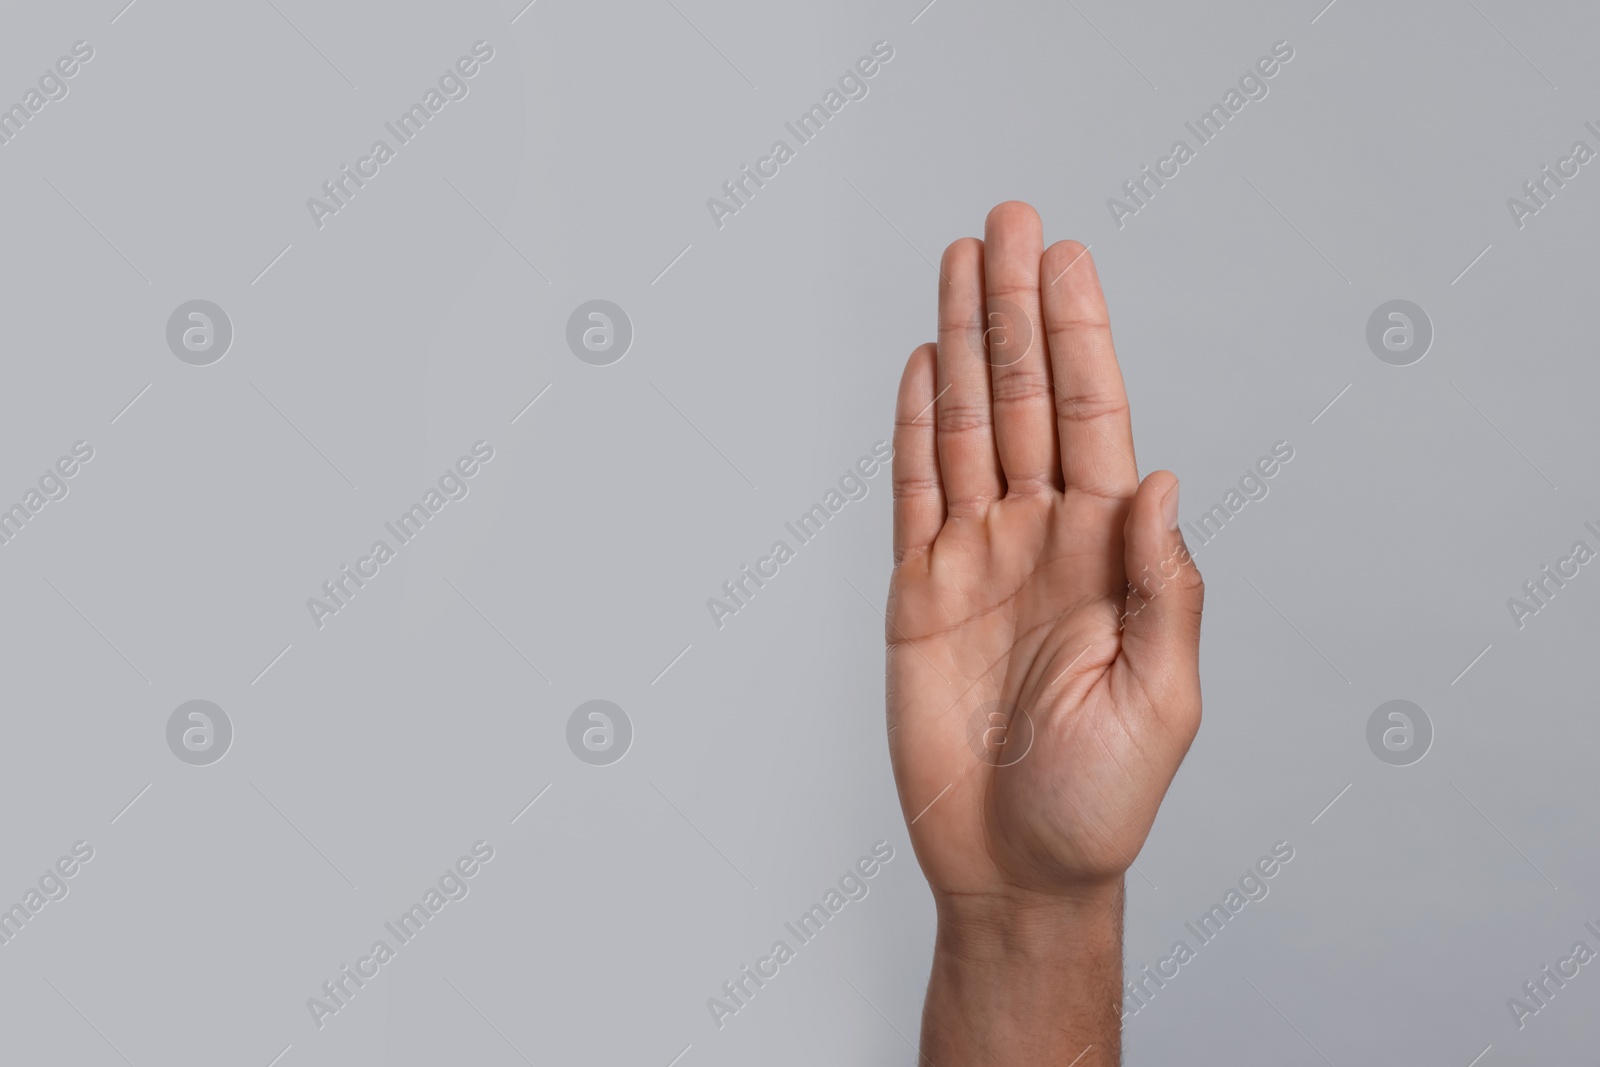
886;203;1204;910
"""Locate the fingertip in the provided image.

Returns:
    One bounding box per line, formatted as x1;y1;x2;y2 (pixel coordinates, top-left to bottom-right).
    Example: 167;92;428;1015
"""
1140;470;1180;528
986;200;1042;237
1044;238;1088;257
940;236;983;279
937;237;984;330
1042;240;1099;289
1127;472;1186;551
1125;471;1199;600
900;341;938;397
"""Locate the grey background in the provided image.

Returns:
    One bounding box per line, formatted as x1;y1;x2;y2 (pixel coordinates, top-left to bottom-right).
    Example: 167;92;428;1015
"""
1;0;1596;1063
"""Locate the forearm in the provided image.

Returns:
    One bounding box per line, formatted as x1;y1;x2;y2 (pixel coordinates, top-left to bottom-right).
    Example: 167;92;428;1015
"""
920;883;1124;1066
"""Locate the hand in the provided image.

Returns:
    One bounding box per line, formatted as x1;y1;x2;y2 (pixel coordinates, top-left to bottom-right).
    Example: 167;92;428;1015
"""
887;201;1204;920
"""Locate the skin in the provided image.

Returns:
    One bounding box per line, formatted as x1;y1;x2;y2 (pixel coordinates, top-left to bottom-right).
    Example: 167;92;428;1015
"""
887;202;1206;1064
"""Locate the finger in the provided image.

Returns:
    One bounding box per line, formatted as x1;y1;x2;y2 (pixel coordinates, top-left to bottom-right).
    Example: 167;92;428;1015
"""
1040;241;1139;499
982;202;1057;494
893;343;945;566
935;237;1003;515
1118;471;1204;729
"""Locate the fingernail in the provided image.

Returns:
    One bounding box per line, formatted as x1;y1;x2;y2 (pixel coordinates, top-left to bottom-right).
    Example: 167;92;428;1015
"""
1162;481;1180;530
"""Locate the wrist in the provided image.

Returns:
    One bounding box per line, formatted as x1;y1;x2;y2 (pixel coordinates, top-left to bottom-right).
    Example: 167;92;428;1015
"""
921;881;1125;1066
934;880;1124;964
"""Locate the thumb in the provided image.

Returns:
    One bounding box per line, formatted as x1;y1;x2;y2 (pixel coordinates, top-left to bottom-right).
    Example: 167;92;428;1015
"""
1118;471;1204;719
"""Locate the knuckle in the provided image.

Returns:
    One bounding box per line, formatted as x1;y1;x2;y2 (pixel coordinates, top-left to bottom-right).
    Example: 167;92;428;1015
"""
1054;389;1129;424
1066;481;1133;504
892;472;941;496
935;401;994;435
989;368;1052;405
1003;477;1055;500
1046;314;1111;333
942;494;992;520
986;280;1040;301
938;313;980;337
892;544;930;568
